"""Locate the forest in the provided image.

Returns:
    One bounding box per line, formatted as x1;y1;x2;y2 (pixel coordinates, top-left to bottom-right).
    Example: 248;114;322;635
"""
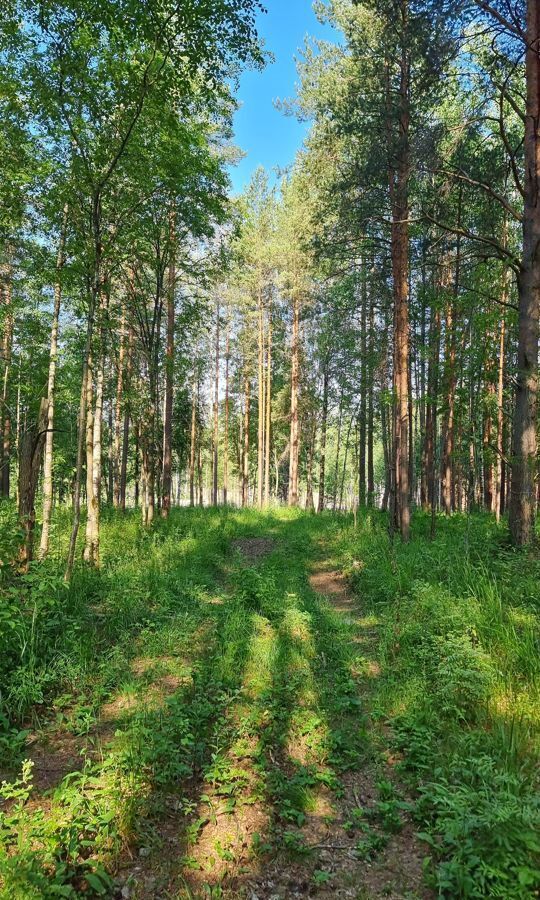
0;0;539;897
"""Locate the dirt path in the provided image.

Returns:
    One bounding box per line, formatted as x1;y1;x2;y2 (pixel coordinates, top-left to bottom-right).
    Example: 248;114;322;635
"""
175;545;431;900
4;523;431;900
231;561;430;900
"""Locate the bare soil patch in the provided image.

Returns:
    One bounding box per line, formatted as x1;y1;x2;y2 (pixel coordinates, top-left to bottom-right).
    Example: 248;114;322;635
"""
232;538;276;564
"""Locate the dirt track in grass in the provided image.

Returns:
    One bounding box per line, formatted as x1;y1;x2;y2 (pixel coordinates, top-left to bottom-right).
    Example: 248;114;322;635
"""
4;512;432;900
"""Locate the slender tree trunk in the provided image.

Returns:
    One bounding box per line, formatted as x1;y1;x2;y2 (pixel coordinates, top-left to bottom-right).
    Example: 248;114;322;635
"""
162;210;176;518
317;356;329;513
306;420;316;511
0;254;14;498
367;300;375;506
388;17;411;541
242;374;250;507
264;311;272;504
18;398;48;570
422;306;441;510
495;313;506;522
509;1;540;545
107;394;114;505
212;300;220;506
440;293;457;515
189;387;197;507
288;293;300;506
333;396;343;512
119;325;133;511
65;192;102;580
340;415;353;510
223;311;230;505
257;290;265;507
113;303;126;508
359;270;367;507
40;203;68;558
83;354;95;563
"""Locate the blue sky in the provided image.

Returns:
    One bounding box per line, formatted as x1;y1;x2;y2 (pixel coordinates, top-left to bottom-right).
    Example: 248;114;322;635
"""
229;0;335;194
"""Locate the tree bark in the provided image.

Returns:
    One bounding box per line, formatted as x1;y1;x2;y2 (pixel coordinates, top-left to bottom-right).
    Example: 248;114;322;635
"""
18;398;48;570
161;210;176;518
264;310;272;504
509;0;540;545
388;12;411;541
257;289;265;507
317;356;329;513
212;300;220;506
223;311;230;505
359;269;367;507
242;374;250;507
39;203;68;558
288;293;300;506
0;254;14;498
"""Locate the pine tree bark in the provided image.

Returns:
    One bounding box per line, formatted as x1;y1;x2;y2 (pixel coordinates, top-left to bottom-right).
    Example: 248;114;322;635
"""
421;306;441;510
40;204;68;558
388;12;411;541
288;293;300;506
509;0;540;545
257;290;265;507
367;299;375;506
212;300;220;506
113;304;126;508
359;271;367;507
0;254;14;498
317;356;329;513
242;374;250;507
223;311;230;505
495;313;506;522
119;325;133;511
189;386;197;507
161;211;176;518
264;311;272;504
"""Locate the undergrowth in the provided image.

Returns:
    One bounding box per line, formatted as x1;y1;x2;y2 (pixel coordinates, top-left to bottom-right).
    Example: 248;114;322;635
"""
0;503;538;897
339;509;540;898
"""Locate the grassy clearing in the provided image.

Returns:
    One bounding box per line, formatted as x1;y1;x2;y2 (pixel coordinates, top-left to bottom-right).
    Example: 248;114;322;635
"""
0;505;539;898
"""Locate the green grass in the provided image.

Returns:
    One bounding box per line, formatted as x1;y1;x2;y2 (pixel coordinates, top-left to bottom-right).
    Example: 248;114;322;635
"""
0;504;539;898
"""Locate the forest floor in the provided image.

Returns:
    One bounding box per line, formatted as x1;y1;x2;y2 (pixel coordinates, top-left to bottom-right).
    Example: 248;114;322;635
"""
0;507;539;899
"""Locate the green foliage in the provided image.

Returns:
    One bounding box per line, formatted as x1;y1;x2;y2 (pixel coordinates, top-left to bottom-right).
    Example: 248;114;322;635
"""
0;508;539;896
338;509;540;897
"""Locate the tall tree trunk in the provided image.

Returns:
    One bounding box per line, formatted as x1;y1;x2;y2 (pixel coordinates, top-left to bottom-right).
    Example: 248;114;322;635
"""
306;420;316;511
40;203;68;558
161;210;176;518
317;356;329;513
359;270;367;507
113;303;126;508
495;312;506;522
0;254;14;498
388;16;411;541
83;354;95;563
189;386;197;507
212;300;220;506
242;374;250;507
440;292;457;515
257;290;265;507
18;399;48;570
333;396;343;512
422;305;439;509
509;1;540;544
288;293;300;506
65;191;102;581
223;311;230;505
264;310;272;504
367;300;375;506
119;326;133;512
